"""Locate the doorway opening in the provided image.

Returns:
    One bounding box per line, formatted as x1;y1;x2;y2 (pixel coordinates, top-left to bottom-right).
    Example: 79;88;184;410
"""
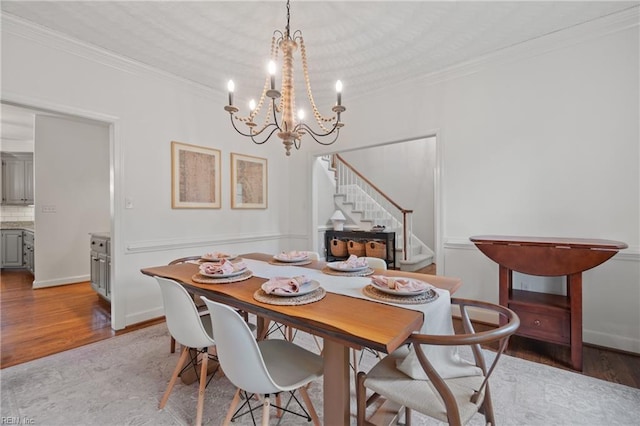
311;134;442;270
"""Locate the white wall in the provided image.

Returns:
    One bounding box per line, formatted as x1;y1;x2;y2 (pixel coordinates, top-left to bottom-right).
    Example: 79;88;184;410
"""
339;137;436;249
34;115;110;287
1;15;300;329
306;14;640;352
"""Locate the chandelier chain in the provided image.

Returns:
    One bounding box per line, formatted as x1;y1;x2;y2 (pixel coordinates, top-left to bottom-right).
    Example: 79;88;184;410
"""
299;36;337;129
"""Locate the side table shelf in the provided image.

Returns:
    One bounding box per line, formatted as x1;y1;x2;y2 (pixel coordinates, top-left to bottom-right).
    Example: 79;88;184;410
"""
325;230;396;269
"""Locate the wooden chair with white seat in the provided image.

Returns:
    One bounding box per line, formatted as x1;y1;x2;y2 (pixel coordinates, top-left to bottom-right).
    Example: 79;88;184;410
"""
356;298;520;426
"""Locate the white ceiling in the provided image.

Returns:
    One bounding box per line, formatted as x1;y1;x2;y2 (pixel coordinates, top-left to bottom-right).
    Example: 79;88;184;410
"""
1;1;638;131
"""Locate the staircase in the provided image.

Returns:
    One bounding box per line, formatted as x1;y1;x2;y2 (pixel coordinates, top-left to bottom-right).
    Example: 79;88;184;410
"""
321;155;434;271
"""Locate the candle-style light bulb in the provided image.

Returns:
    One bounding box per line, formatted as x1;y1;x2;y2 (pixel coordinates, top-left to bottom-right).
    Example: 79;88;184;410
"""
227;80;235;105
249;99;256;111
297;109;305;121
268;60;276;90
335;80;343;106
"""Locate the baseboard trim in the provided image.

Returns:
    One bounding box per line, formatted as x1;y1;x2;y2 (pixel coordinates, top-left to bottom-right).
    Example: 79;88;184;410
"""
33;274;89;288
124;307;165;328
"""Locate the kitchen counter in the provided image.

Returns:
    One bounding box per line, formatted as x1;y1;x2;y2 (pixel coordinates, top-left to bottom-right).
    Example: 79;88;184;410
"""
1;221;35;232
89;232;110;239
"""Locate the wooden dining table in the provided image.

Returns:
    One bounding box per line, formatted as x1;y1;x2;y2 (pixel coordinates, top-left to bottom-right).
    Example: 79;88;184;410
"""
141;252;462;425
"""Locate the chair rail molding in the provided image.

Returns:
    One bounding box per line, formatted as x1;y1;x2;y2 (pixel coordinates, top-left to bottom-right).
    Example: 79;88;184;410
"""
125;231;286;254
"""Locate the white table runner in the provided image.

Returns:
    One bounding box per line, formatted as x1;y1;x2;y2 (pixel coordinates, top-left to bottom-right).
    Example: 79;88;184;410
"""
242;258;481;380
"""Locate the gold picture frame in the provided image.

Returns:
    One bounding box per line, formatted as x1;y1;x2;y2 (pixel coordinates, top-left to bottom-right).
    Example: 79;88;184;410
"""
231;153;268;209
171;141;221;209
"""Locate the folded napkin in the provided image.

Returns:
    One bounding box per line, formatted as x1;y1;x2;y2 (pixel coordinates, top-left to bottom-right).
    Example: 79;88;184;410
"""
371;275;433;292
199;259;245;275
277;250;308;260
340;254;368;268
203;251;231;259
263;275;311;295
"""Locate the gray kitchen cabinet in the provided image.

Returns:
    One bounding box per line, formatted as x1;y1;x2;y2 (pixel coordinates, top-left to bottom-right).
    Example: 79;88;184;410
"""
23;230;35;274
90;234;111;301
1;152;34;205
1;230;24;267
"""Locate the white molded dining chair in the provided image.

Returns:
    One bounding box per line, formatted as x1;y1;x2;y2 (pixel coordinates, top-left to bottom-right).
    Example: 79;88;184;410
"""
363;256;387;270
201;296;324;426
167;256;208;354
154;277;217;426
356;298;520;426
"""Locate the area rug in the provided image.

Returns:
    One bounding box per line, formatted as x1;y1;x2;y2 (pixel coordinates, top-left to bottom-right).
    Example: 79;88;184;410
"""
1;322;638;425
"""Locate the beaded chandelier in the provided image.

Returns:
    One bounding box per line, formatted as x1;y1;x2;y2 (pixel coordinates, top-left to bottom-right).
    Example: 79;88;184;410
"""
224;0;345;156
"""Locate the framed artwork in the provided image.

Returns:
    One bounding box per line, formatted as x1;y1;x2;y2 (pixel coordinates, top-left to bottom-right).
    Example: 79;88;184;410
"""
171;141;221;209
231;153;268;209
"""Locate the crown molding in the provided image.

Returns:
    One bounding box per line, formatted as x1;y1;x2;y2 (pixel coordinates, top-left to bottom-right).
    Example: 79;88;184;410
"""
3;6;638;106
1;13;222;99
367;6;640;95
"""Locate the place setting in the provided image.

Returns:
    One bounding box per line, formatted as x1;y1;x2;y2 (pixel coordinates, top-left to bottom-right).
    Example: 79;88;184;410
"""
192;258;253;284
363;275;439;304
200;251;240;262
269;250;313;266
322;254;375;277
253;275;326;305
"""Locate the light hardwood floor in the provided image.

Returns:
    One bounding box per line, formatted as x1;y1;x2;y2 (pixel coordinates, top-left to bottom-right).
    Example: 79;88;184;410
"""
1;267;638;389
0;269;162;368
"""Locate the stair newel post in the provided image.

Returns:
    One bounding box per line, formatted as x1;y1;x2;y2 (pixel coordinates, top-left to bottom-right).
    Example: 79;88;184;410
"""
402;211;408;261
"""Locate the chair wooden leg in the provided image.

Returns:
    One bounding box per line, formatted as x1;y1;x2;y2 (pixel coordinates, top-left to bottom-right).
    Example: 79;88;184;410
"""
262;395;271;426
160;346;190;408
223;388;242;426
195;350;209;426
356;371;366;426
170;336;176;353
405;406;412;426
299;385;320;426
275;393;282;418
481;384;496;425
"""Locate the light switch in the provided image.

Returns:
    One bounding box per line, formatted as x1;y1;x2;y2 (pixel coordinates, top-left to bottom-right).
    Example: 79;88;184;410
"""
125;197;134;209
42;205;56;213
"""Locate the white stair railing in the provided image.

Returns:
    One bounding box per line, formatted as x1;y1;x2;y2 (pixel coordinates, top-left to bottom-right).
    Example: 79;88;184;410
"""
333;154;413;261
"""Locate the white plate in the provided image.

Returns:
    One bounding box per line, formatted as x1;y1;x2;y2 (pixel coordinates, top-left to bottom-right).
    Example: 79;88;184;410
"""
371;279;431;296
326;261;369;272
261;280;320;297
273;253;309;262
199;267;247;278
201;253;238;262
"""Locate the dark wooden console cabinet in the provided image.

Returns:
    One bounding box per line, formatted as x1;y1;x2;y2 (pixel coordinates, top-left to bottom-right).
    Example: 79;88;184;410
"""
325;230;396;268
470;235;627;371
